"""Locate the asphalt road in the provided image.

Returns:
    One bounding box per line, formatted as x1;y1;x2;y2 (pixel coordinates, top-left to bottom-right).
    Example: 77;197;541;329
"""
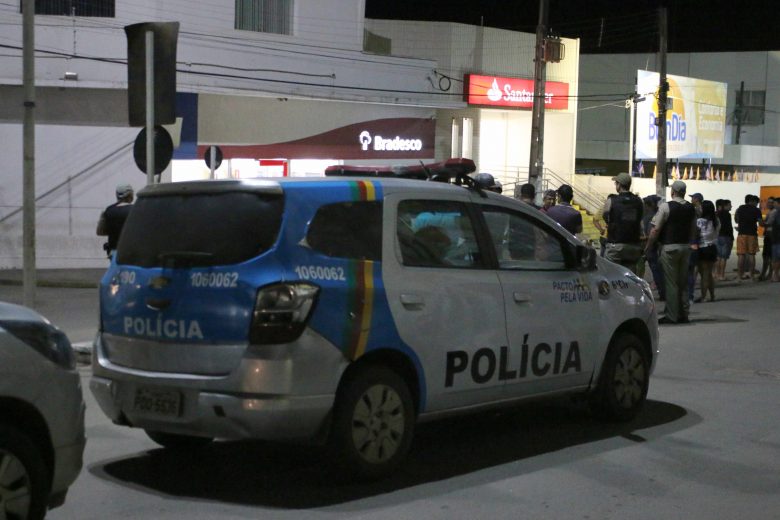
1;273;779;519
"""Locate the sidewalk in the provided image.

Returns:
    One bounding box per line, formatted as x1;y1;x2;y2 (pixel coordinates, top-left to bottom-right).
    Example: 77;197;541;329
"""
0;268;105;289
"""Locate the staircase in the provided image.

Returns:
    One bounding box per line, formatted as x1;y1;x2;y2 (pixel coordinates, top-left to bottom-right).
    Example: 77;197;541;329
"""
572;203;603;247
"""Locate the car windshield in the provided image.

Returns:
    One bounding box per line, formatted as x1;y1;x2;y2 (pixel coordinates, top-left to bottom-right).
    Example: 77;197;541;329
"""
116;191;284;268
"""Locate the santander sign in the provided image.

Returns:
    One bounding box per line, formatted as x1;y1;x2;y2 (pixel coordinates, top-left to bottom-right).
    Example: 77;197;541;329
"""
464;74;569;110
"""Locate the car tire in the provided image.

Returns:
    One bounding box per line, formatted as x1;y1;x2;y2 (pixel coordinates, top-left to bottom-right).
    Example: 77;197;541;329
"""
330;366;415;480
0;424;50;520
145;430;214;449
590;333;649;422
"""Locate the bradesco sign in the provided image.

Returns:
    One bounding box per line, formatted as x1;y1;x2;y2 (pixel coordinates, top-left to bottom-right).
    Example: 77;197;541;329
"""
464;74;569;110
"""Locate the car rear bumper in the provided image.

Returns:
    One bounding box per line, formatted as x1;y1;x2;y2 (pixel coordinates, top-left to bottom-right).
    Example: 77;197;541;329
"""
90;376;334;441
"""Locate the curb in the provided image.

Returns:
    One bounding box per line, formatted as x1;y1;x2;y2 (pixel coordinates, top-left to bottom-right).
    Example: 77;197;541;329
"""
0;279;99;289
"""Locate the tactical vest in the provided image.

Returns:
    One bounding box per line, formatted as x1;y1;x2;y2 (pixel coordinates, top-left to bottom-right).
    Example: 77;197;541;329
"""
659;201;696;245
607;192;643;243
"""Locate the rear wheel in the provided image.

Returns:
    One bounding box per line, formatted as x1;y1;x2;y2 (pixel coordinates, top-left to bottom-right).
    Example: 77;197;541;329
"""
145;430;213;449
330;366;415;480
0;424;50;520
590;333;649;421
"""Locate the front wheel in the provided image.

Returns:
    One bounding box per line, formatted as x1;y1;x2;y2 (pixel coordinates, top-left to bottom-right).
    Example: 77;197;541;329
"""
590;333;650;422
145;430;214;449
330;366;415;480
0;424;50;520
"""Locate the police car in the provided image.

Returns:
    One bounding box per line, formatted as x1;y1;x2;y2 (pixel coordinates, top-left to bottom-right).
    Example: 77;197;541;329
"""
90;159;658;478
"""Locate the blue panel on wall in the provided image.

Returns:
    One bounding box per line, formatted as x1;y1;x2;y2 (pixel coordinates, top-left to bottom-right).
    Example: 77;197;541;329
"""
174;92;198;159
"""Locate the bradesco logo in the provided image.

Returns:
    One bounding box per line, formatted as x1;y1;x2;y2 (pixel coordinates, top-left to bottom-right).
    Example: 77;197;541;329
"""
464;74;569;110
359;130;423;152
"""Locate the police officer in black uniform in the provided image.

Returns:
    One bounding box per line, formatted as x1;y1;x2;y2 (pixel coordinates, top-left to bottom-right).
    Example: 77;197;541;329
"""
645;180;697;324
97;183;134;258
602;172;644;273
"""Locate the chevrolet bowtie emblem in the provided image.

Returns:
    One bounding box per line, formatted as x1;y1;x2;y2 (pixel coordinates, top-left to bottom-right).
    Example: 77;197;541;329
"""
150;276;170;289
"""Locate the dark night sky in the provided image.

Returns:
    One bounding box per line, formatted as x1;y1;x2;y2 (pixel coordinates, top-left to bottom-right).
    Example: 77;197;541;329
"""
365;0;780;54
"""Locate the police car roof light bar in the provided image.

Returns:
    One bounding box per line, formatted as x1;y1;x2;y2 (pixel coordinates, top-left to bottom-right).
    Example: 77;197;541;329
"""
324;158;476;182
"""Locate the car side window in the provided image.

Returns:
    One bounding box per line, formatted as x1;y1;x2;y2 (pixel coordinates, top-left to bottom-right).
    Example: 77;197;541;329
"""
482;206;567;270
306;201;382;261
397;200;483;268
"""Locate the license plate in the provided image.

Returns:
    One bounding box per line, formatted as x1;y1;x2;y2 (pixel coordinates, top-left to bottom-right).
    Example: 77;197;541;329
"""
133;388;181;417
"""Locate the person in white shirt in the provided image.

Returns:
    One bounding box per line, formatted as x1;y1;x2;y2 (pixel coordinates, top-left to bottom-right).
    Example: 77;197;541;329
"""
695;200;720;302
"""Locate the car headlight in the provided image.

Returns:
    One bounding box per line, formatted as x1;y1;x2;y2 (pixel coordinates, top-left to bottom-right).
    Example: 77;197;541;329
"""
0;320;76;369
625;273;654;301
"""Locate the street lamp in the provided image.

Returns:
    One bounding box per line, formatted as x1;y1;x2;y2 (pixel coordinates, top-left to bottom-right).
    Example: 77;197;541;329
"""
626;93;645;176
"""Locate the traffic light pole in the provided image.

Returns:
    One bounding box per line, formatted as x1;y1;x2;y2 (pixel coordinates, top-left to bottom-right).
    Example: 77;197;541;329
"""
22;0;36;307
145;30;155;186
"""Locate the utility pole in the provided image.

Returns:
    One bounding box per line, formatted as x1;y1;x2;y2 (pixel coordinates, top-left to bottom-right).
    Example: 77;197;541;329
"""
528;0;548;190
656;7;667;197
735;80;744;144
22;0;36;308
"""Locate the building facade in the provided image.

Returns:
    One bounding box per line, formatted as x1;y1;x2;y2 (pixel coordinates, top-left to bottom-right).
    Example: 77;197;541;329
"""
1;1;580;267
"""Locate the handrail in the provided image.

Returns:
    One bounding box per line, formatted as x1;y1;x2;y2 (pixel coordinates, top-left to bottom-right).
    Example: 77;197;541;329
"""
477;164;607;214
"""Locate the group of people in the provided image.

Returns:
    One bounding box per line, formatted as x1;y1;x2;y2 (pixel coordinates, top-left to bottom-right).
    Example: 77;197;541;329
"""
591;176;779;324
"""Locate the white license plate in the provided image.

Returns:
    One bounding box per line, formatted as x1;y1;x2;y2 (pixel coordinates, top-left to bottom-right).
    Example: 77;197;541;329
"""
133;388;181;417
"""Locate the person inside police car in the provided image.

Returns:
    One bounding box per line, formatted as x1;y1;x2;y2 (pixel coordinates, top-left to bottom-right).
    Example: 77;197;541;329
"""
601;172;644;273
645;180;697;324
97;183;134;258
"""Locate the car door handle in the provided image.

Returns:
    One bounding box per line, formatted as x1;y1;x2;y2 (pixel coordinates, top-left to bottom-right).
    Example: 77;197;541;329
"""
146;298;171;311
513;292;532;303
400;293;425;310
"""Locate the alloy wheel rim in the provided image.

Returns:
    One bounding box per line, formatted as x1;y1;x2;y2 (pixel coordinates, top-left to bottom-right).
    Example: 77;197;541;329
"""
0;449;32;520
613;347;646;408
351;384;405;464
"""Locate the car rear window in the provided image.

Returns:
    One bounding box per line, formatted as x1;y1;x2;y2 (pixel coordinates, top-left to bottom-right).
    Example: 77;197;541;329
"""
116;192;284;267
306;201;382;261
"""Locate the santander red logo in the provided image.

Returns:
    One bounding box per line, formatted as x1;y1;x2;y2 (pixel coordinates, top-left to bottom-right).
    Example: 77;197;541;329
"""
465;74;569;110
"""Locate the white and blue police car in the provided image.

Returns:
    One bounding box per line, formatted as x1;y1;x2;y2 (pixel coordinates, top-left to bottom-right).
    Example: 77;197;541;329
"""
90;159;659;478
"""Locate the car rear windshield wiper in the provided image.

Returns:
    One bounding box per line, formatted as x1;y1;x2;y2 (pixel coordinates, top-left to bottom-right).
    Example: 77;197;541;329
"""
158;251;214;268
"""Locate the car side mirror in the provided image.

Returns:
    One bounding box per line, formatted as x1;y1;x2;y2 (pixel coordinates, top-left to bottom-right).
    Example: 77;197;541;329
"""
576;244;597;271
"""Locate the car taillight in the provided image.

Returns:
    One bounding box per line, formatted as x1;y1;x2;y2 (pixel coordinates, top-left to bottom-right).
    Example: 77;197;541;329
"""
249;282;319;345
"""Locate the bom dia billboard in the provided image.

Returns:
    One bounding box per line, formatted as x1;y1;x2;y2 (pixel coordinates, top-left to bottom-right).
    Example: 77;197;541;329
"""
636;70;727;160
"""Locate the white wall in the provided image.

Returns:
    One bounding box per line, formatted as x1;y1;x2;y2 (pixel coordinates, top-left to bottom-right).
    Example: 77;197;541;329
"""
0;1;444;107
575;175;770;211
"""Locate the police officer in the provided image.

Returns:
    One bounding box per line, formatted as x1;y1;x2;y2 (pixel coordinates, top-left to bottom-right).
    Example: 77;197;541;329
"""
602;172;644;273
645;180;697;324
97;183;134;258
472;173;503;194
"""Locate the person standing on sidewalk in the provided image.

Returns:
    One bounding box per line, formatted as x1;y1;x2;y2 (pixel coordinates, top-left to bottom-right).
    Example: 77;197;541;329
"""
601;172;644;273
759;197;775;281
734;194;763;280
767;199;780;282
695;200;720;302
97;183;134;258
715;199;734;281
518;183;540;209
541;189;557;212
643;195;665;299
645;180;697;324
546;184;582;235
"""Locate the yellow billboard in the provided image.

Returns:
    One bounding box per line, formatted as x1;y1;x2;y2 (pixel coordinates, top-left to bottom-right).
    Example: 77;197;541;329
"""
636;70;727;159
